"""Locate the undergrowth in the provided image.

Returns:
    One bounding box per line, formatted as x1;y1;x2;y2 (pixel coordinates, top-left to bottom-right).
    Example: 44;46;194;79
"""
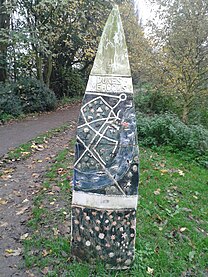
137;113;208;167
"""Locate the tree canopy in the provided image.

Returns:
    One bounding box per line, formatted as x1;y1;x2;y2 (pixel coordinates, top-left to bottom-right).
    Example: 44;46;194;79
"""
139;0;208;123
0;0;207;126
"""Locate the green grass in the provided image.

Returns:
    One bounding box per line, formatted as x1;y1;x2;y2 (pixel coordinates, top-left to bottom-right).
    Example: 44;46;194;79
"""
0;124;72;163
23;145;208;276
0;112;16;122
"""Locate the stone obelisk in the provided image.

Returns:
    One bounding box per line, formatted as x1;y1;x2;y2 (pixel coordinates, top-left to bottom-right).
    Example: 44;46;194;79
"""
71;5;139;269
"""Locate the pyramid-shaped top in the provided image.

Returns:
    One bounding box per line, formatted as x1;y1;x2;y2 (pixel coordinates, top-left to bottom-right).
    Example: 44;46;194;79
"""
90;5;131;77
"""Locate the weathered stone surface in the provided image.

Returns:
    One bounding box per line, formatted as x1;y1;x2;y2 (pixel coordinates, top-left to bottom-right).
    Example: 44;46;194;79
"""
71;5;139;269
91;5;131;76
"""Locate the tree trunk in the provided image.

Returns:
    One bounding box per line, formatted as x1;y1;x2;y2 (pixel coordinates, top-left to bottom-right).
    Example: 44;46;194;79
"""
36;52;43;82
11;17;17;81
45;54;52;87
182;104;189;124
0;49;7;82
0;0;10;83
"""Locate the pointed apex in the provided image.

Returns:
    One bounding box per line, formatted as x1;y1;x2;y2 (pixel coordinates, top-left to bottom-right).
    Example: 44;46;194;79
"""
113;4;119;10
90;5;131;77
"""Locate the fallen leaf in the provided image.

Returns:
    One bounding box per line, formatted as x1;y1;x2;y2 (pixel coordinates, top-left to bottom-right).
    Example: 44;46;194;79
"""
3;168;14;174
5;249;14;254
31;144;44;151
20;233;29;240
32;173;40;179
147;266;154;275
0;222;8;227
154;189;161;195
172;186;178;190
21;152;30;156
52;227;59;236
156;214;163;222
37;144;44;150
5;248;22;256
0;198;8;205
13;190;21;197
1;174;12;180
41;267;49;275
42;249;52;257
16;206;29;215
57;168;66;175
42;249;49;257
25;270;35;277
52;186;61;192
179;227;187;232
22;198;29;203
160;169;168;174
178;170;185;176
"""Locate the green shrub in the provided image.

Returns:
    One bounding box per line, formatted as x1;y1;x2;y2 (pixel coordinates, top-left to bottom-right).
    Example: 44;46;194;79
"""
52;69;85;98
134;83;208;128
0;82;23;116
15;78;57;113
0;79;57;119
137;113;208;157
134;84;178;115
188;98;208;128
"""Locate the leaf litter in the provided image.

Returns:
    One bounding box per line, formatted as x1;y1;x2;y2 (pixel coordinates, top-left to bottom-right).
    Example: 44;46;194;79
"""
0;126;76;276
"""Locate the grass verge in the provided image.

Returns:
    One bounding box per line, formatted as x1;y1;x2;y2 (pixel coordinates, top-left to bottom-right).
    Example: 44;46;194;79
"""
24;145;208;276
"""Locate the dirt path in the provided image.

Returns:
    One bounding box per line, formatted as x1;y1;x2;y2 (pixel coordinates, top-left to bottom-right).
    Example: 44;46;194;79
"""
0;104;80;157
0;127;76;277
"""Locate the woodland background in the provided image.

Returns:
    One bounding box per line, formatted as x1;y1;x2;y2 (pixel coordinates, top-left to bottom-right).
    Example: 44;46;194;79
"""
0;0;208;165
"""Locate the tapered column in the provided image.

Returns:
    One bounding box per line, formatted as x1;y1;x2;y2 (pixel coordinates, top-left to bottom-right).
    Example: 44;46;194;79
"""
71;5;139;269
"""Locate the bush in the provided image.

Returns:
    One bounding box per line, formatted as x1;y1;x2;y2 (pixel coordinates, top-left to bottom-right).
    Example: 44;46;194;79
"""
134;83;208;128
134;84;178;115
51;69;85;99
15;78;57;113
61;69;85;98
0;78;57;118
0;82;23;117
137;113;208;157
188;98;208;128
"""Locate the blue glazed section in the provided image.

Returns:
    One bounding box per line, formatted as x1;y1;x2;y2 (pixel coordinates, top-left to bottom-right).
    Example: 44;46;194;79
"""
73;93;139;195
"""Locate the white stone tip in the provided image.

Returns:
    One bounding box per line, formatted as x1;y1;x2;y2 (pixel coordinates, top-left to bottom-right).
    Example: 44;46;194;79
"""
112;4;119;10
90;3;131;77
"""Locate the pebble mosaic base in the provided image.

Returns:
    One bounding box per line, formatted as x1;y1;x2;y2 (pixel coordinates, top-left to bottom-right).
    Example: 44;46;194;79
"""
71;206;136;268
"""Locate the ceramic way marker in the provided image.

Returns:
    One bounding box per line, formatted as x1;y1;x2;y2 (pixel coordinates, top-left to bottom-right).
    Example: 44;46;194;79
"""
71;5;139;269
